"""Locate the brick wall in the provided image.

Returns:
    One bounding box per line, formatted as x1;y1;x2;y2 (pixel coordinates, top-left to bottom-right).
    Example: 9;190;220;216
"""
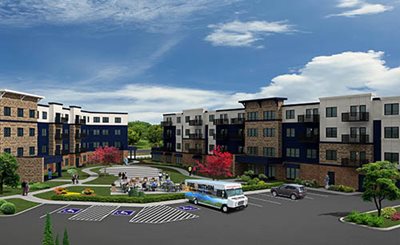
319;143;374;165
16;157;44;183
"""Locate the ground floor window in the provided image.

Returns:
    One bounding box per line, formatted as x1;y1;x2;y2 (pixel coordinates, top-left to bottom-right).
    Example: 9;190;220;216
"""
384;152;399;163
247;163;256;173
266;165;276;178
152;154;161;162
176;156;182;164
286;167;299;180
64;158;69;166
165;155;172;163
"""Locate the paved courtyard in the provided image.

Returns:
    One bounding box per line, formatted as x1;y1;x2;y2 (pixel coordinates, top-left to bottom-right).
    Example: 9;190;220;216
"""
1;190;400;245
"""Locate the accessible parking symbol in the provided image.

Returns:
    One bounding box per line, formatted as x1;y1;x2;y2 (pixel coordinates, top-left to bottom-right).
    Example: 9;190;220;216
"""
58;208;81;214
112;210;135;216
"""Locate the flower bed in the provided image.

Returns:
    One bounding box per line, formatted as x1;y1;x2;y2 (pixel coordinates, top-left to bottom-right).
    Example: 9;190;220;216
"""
50;193;185;203
345;207;400;228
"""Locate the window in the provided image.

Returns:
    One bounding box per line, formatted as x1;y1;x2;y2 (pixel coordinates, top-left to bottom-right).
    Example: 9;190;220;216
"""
263;147;275;157
286;167;299;180
209;144;215;152
41;145;47;154
185;129;190;136
114;141;121;148
384;152;399;163
86;116;89;123
17;128;24;137
384;127;399;138
306;149;317;159
17;147;24;157
286;128;295;137
326;127;337;138
102;129;109;135
115;129;121;135
247;147;258;155
209;115;215;122
384;103;399;115
185;116;190;123
17;108;24;117
93;142;100;149
29;147;35;156
115;117;122;123
176;143;181;150
42;111;47;120
4;127;11;137
29;109;36;118
326;150;337;161
247;112;258;121
286;110;295;119
326;107;337;117
263;111;276;120
102;117;109;123
4;148;11;154
247;128;258;137
102;142;109;147
267;165;276;178
29;128;35;137
4;107;11;116
175;129;181;136
263;128;275;137
64;128;69;135
93;130;100;136
209;129;214;137
64;144;69;151
286;148;300;158
94;117;100;123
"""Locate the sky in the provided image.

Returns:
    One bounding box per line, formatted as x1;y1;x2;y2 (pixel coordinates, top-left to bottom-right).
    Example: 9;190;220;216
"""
0;0;399;123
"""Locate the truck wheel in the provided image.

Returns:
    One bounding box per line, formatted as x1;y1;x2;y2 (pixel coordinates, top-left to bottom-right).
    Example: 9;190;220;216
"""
221;205;229;213
290;194;297;200
193;199;198;205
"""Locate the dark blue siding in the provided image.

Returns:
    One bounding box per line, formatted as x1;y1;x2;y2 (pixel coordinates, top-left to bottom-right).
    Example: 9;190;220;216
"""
82;125;128;151
373;120;382;162
37;123;49;157
162;126;176;151
216;124;244;154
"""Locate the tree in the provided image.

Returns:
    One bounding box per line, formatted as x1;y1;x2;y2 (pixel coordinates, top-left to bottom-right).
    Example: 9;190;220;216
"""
128;127;141;145
195;146;233;179
88;146;121;174
357;161;400;216
0;153;20;194
42;214;54;245
63;228;70;245
147;124;163;147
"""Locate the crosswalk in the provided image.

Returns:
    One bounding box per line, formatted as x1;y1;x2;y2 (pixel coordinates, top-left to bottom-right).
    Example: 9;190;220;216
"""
129;205;198;224
69;205;119;222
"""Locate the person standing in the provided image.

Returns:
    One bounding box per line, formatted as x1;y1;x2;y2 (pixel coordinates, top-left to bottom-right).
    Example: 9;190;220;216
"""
26;181;30;195
71;174;76;184
324;174;330;189
158;172;163;182
165;173;169;180
21;180;27;196
188;166;192;176
48;168;52;180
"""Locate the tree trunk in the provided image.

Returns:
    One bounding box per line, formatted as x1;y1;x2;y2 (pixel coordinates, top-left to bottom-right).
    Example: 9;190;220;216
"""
0;178;3;194
373;196;380;216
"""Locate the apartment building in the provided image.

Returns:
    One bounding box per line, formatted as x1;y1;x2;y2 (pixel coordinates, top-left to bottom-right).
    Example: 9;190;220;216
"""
0;89;129;182
154;93;400;190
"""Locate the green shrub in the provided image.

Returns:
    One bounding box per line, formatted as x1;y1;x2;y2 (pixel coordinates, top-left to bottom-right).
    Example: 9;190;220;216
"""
258;174;268;180
257;180;266;185
0;202;16;215
382;207;397;219
243;170;255;177
242;182;283;192
51;193;185;203
294;178;319;188
30;182;51;191
0;199;7;207
247;177;260;186
240;175;251;183
346;211;384;227
328;185;355;193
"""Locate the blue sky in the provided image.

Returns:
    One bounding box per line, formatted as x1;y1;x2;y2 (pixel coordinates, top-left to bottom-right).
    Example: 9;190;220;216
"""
0;0;400;123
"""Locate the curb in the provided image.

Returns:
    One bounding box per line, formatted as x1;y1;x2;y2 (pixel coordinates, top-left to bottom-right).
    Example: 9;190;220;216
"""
0;203;44;218
306;187;361;196
244;189;271;195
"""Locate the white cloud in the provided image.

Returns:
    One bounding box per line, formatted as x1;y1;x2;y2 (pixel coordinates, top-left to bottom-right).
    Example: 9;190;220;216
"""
0;0;237;30
329;0;393;17
3;50;399;123
205;20;294;47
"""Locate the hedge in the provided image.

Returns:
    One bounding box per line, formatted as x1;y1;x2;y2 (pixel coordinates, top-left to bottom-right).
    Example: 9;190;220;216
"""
51;193;185;203
0;202;16;215
242;182;283;192
346;211;384;227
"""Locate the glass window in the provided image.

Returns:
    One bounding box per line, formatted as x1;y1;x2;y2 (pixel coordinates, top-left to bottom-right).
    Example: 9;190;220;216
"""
286;110;295;119
4;127;11;137
115;129;121;135
41;145;47;154
102;117;109;123
102;129;109;135
42;111;47;119
29;147;35;156
29;109;36;118
267;165;276;178
176;117;181;123
185;116;190;123
208;115;215;122
326;150;337;161
384;127;399;138
209;144;215;152
263;147;275;157
384;103;399;115
286;167;299;180
17;128;24;137
326;128;337;138
263;111;276;120
247;128;258;137
94;117;100;123
4;107;11;116
306;149;317;159
4;148;11;154
17;108;24;117
247;112;259;121
17;147;24;157
176;143;181;150
286;148;300;158
263;128;275;137
247;147;258;155
286;128;295;137
115;117;122;123
29;128;35;137
326;107;337;117
384;152;399;163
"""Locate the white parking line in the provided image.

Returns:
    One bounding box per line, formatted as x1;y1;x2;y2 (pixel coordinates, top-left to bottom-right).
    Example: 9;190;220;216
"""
40;205;70;219
258;193;298;202
304;196;314;200
248;196;281;205
98;206;120;222
247;202;263;208
307;192;329;197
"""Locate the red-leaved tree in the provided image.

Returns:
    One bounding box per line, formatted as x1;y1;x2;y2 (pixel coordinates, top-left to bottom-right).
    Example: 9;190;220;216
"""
89;146;121;165
195;146;233;180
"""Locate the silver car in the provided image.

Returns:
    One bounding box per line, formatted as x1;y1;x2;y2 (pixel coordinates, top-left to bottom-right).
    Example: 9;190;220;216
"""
271;184;307;200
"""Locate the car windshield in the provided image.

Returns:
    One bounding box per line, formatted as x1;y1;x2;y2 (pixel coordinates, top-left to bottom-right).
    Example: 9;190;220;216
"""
226;188;243;197
299;187;305;192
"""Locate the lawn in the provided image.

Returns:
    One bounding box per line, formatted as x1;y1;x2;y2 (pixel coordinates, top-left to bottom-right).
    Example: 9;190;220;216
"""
0;198;40;215
85;174;118;185
56;167;91;180
0;181;64;197
35;186;112;200
136;139;152;150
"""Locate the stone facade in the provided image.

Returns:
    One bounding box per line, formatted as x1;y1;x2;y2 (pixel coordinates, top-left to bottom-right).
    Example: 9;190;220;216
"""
319;143;374;165
16;157;44;183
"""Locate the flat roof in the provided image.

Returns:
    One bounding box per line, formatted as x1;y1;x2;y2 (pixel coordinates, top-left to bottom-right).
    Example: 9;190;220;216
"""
215;108;245;112
283;102;320;107
0;89;44;99
239;97;288;104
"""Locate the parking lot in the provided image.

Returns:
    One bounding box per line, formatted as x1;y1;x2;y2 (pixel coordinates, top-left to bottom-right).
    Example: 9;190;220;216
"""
1;190;400;245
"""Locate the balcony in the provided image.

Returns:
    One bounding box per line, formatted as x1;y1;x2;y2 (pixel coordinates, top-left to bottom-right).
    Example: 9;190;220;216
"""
213;119;229;125
161;121;173;127
297;114;319;123
75;118;86;125
62;149;70;155
341;158;370;167
55;133;62;140
188;133;203;139
297;133;319;143
342;134;370;144
63;133;69;139
342;112;369;122
75;133;81;140
189;119;203;126
55;117;68;124
188;148;203;154
216;133;229;141
54;149;61;155
231;118;245;124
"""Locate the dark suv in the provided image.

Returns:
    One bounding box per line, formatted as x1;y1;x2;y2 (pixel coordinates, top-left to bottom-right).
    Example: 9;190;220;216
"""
271;184;306;200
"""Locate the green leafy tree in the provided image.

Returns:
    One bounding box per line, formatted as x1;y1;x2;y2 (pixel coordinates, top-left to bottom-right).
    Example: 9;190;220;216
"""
128;127;141;145
0;153;20;194
63;229;70;245
357;161;400;216
43;214;54;245
147;124;163;147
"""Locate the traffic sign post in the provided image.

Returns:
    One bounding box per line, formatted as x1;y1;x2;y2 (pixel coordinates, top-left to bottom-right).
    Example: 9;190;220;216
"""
112;210;135;216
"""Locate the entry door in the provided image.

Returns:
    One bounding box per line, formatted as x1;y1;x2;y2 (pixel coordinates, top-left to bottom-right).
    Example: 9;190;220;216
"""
75;157;80;167
358;175;365;192
56;162;62;177
328;171;335;185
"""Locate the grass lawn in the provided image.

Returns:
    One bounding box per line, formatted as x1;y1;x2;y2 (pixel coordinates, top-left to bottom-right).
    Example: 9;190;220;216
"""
136;139;152;150
85;174;118;185
0;198;40;215
0;181;64;197
35;186;112;200
56;167;91;180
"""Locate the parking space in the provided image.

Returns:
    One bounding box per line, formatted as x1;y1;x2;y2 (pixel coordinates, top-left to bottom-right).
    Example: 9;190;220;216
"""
129;205;198;224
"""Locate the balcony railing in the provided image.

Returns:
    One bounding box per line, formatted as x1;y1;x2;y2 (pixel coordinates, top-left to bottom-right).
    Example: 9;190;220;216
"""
188;133;203;139
75;133;81;140
341;158;370;167
62;149;70;155
342;112;369;122
188;148;203;154
55;117;68;124
189;120;203;126
63;133;69;139
216;133;229;141
54;149;61;155
297;114;319;123
342;134;370;144
213;119;229;125
231;118;245;124
75;118;86;125
55;133;62;140
161;121;173;127
297;133;319;143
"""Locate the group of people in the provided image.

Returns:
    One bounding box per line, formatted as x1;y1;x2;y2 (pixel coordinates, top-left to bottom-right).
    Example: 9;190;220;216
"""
21;180;30;196
116;171;179;193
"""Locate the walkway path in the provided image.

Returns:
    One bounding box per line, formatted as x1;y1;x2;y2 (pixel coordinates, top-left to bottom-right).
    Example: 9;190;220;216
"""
140;164;211;180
